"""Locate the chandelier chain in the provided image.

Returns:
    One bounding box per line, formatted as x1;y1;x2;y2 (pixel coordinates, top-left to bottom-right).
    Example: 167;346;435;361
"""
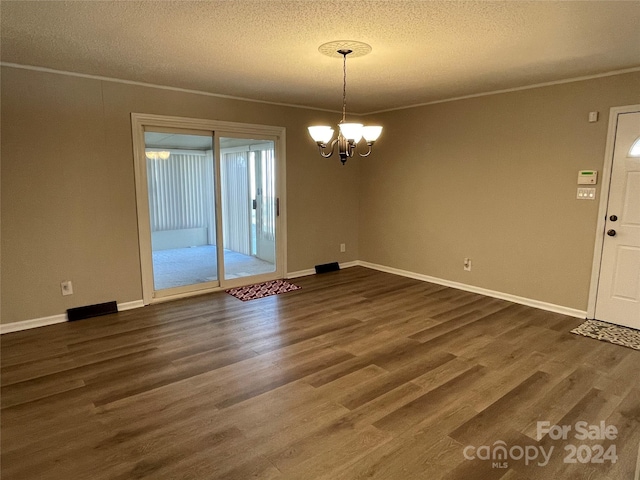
342;52;347;123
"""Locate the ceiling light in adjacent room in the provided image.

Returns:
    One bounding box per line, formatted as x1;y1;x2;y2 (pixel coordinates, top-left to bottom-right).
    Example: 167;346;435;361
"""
145;150;171;160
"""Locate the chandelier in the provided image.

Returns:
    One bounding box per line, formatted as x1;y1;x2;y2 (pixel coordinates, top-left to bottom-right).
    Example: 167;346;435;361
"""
308;41;382;165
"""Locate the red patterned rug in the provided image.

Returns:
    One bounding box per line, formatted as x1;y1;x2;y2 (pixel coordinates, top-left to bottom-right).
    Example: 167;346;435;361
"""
225;279;301;301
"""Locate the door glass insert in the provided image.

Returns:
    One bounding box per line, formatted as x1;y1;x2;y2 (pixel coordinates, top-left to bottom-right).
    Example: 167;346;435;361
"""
220;137;276;280
144;131;217;290
628;137;640;157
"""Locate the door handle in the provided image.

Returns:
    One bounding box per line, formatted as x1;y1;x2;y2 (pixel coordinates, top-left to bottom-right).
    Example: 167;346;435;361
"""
607;229;616;237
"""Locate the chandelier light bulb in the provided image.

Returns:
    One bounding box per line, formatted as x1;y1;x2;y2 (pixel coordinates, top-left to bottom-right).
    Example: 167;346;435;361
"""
339;123;364;143
362;126;383;143
308;126;334;144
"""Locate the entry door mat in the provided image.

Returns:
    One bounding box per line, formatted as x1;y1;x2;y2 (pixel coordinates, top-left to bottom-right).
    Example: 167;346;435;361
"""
571;320;640;350
225;279;301;301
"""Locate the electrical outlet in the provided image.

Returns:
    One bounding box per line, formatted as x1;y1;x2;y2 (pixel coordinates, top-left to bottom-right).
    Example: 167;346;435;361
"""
464;258;472;271
340;243;346;253
61;280;73;296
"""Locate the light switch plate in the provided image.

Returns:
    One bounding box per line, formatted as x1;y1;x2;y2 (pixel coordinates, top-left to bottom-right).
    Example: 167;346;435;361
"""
577;188;596;200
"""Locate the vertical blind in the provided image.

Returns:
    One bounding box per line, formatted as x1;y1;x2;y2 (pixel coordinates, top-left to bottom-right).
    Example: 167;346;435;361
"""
221;152;251;255
256;148;276;243
146;152;215;239
147;146;275;256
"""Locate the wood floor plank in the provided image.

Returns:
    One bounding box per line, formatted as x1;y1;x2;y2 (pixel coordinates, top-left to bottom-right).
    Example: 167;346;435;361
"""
599;387;640;480
214;348;355;409
373;364;488;434
448;370;553;446
2;266;639;479
335;351;456;410
462;351;549;412
276;425;392;480
323;405;476;480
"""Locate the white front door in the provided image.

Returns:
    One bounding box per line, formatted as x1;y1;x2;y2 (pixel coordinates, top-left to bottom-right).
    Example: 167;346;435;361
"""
595;110;640;329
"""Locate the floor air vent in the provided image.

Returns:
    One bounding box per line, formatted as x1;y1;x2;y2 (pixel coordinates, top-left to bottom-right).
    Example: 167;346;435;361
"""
315;262;340;274
67;301;118;321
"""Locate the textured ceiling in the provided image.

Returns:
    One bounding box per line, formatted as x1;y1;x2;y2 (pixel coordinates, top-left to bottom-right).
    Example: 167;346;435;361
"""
2;1;639;114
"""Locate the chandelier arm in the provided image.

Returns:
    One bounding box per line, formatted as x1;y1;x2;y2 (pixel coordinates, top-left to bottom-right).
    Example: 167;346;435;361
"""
357;143;373;157
318;147;334;158
348;140;357;158
317;138;339;158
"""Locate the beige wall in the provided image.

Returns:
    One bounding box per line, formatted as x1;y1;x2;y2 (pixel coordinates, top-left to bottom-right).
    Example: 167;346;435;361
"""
359;72;640;310
3;66;638;323
1;66;360;323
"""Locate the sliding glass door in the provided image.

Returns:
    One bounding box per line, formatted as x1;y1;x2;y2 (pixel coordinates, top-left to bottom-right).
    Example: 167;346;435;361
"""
132;115;285;304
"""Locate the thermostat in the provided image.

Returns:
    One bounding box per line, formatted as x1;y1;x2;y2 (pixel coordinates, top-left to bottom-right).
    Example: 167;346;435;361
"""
578;170;597;185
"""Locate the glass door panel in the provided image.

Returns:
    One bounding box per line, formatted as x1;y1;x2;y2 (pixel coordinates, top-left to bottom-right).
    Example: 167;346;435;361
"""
219;137;276;281
144;130;218;292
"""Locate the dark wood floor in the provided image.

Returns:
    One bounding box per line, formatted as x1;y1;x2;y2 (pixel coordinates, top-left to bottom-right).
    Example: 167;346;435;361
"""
2;267;639;479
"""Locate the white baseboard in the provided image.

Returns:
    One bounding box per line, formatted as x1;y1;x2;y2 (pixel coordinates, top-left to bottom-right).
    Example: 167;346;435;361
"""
0;300;145;334
0;313;68;334
286;268;316;279
118;300;145;311
286;261;359;279
358;261;587;319
339;261;360;269
3;260;587;334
